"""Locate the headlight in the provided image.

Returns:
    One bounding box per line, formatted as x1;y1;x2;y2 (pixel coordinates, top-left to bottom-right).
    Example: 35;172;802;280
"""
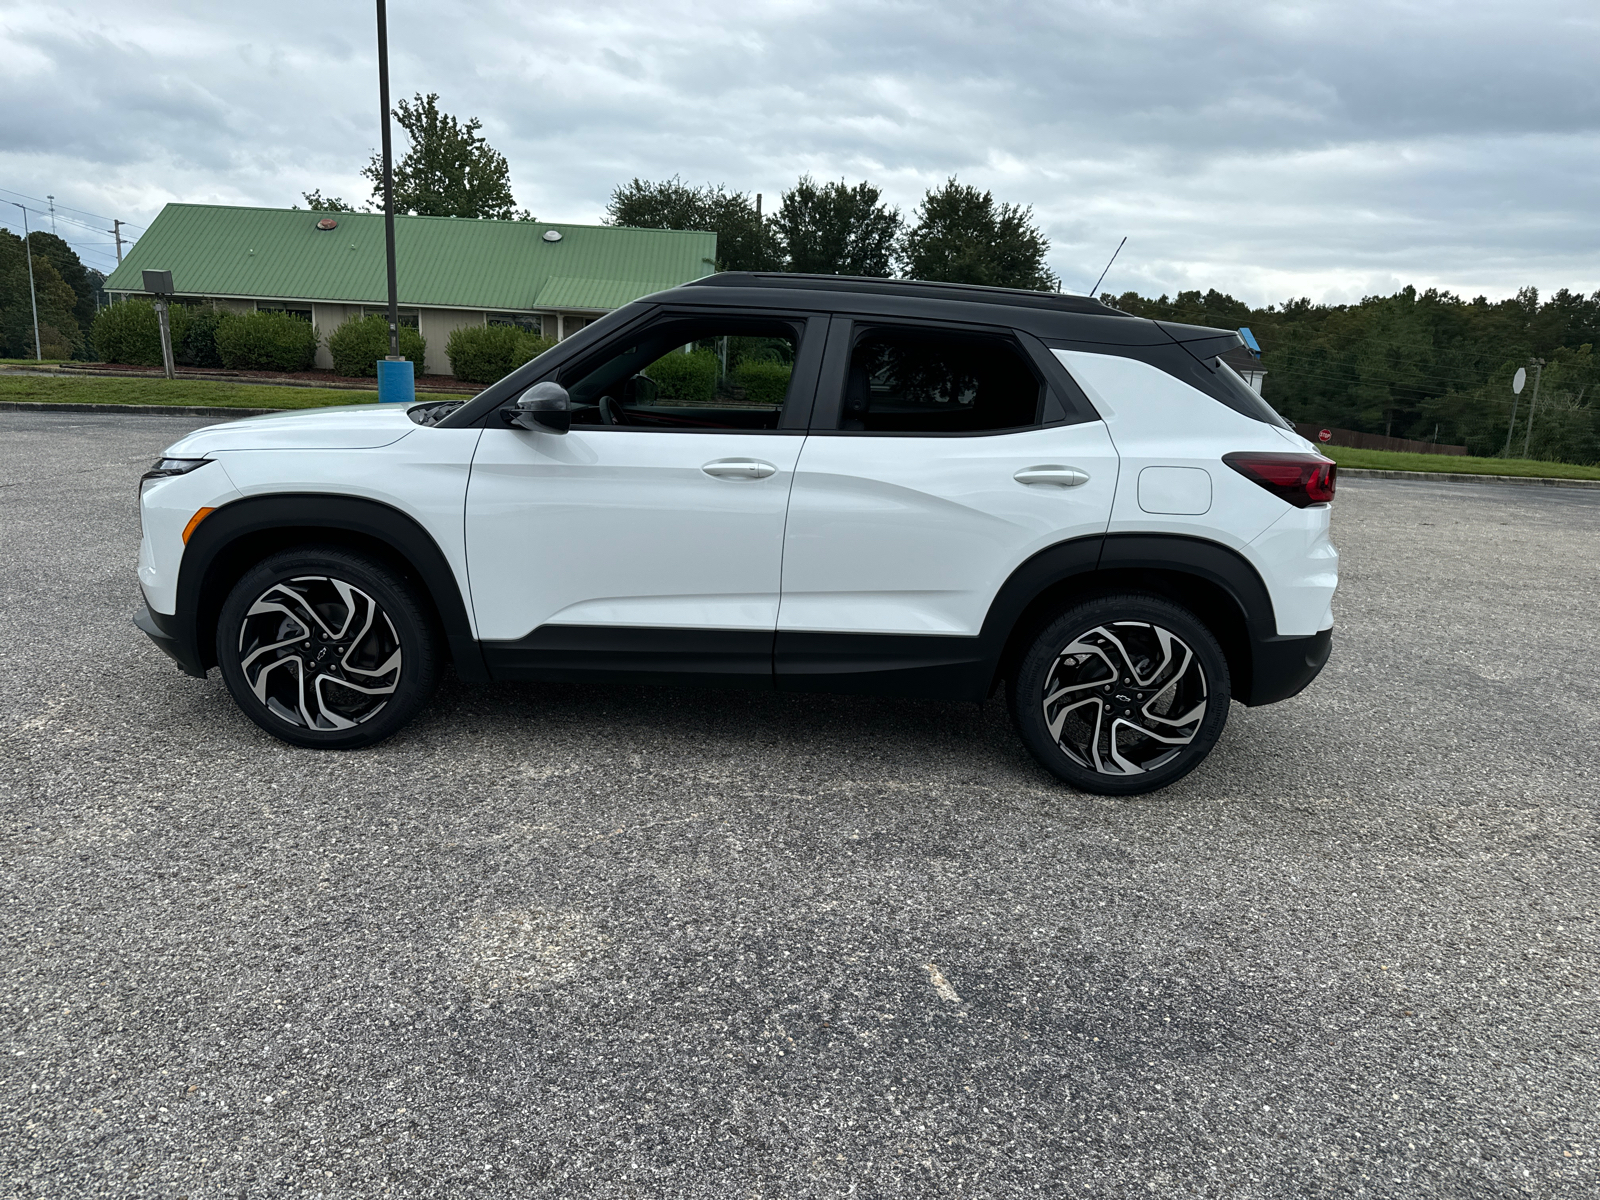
141;458;211;484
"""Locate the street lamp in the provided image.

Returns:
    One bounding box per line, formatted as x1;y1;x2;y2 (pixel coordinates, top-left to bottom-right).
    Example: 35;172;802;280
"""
374;0;414;403
7;202;42;362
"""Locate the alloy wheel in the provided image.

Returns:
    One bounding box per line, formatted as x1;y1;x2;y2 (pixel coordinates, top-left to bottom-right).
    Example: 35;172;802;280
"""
237;575;402;730
1040;620;1208;776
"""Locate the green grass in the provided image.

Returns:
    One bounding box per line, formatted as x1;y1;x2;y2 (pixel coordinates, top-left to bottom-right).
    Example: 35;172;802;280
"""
0;358;72;366
1324;444;1600;481
0;374;382;410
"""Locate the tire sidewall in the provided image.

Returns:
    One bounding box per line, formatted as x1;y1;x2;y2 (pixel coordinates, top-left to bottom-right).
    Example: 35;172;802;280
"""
1010;595;1231;795
215;547;436;749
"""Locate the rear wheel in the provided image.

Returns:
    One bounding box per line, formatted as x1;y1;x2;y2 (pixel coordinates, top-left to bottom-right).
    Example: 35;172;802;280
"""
215;547;437;749
1009;594;1230;795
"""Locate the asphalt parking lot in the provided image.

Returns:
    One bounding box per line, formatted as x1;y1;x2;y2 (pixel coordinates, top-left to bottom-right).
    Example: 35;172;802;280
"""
2;409;1596;1199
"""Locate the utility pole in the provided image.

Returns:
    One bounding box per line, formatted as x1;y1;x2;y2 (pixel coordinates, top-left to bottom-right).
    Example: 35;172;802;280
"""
9;202;42;361
1522;358;1544;459
47;195;56;235
109;219;125;265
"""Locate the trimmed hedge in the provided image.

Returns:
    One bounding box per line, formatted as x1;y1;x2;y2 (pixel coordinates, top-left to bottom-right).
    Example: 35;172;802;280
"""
446;323;555;384
327;313;425;377
213;310;318;371
731;359;792;406
90;298;189;367
643;349;719;403
178;307;225;368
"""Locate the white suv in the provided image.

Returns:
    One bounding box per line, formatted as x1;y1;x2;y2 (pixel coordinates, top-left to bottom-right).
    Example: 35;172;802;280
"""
135;274;1337;794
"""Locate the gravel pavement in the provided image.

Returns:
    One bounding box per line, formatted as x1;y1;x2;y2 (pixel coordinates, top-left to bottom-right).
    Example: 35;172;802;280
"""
2;411;1596;1198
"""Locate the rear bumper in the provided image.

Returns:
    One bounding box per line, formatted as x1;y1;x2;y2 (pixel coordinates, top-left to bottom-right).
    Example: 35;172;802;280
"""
134;602;207;679
1244;626;1331;706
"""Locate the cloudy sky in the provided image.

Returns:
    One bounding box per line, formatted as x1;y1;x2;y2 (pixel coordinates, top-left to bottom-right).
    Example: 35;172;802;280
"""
3;0;1597;305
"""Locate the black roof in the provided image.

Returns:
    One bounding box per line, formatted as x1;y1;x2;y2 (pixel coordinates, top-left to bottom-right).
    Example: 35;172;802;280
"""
685;272;1132;318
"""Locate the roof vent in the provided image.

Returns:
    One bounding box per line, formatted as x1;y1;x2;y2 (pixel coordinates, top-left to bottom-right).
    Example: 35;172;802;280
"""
542;229;562;243
316;218;338;231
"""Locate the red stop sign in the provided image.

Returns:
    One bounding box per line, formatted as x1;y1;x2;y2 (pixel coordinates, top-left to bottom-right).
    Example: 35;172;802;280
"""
1318;428;1332;443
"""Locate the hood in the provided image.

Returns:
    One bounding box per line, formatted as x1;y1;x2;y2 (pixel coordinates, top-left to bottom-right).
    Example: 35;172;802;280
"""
162;403;419;456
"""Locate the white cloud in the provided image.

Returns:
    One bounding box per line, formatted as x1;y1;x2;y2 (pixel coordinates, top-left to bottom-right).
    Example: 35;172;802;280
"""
1;0;1597;302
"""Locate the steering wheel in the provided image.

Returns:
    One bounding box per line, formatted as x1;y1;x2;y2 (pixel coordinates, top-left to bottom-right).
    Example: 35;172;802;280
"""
599;395;623;426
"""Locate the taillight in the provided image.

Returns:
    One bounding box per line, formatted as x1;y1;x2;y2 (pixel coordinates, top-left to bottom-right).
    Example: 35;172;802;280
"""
1222;452;1336;507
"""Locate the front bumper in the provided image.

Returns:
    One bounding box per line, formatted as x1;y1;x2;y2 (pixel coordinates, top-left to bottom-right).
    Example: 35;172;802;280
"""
134;602;208;679
1243;626;1331;706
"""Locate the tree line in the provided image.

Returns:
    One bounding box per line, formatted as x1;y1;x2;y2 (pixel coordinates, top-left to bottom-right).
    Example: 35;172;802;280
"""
1108;285;1600;462
0;229;102;360
303;93;1059;291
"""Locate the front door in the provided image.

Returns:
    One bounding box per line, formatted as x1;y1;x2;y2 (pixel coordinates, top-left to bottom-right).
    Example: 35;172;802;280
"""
776;318;1119;694
466;312;822;685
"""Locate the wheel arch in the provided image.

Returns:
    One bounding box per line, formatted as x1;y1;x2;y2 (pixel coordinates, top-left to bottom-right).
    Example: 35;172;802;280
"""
982;533;1277;704
176;494;488;681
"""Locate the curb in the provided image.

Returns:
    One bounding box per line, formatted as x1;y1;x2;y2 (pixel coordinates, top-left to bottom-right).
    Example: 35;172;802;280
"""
0;401;289;418
0;363;477;394
1339;466;1600;490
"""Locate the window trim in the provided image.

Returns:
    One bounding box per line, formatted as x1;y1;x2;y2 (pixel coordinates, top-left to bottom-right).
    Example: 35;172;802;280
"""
551;308;827;435
807;316;1072;437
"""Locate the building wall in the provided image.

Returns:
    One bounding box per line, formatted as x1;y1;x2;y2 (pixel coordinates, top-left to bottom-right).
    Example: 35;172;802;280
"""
418;308;484;376
311;302;361;370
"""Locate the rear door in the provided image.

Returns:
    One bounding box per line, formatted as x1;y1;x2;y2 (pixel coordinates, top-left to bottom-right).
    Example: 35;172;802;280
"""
775;316;1119;694
465;310;824;684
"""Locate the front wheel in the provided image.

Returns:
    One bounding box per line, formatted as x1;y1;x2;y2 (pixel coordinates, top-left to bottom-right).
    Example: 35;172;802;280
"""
1009;594;1231;795
215;546;438;749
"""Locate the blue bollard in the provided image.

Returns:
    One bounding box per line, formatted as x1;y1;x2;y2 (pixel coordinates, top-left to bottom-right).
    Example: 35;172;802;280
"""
376;358;415;404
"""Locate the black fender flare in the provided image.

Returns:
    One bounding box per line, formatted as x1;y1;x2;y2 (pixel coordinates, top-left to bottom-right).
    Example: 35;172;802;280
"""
979;532;1282;703
174;493;488;681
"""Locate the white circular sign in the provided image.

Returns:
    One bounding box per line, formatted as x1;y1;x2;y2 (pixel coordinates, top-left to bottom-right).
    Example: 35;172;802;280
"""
1513;367;1526;394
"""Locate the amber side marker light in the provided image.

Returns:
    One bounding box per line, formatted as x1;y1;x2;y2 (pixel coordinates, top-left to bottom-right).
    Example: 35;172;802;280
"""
182;507;216;544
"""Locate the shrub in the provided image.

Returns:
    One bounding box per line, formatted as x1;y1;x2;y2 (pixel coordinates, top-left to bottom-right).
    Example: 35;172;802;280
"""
178;306;225;368
90;298;164;366
446;323;555;384
730;359;792;406
213;310;319;372
643;348;718;403
327;313;426;377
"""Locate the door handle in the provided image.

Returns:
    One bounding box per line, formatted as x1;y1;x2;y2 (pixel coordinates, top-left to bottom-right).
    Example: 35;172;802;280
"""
702;458;778;480
1014;465;1090;487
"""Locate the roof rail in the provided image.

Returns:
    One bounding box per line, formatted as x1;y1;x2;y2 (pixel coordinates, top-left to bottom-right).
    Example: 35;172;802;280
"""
683;272;1131;317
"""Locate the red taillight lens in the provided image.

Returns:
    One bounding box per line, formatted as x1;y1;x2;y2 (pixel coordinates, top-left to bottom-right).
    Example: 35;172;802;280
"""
1222;452;1336;507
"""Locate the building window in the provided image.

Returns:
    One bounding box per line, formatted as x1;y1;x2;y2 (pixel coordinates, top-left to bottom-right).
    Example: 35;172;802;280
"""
363;307;420;329
487;312;543;336
257;303;313;322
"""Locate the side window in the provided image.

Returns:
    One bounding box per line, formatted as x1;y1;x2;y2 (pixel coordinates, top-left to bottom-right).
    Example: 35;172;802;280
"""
841;327;1043;433
560;318;800;431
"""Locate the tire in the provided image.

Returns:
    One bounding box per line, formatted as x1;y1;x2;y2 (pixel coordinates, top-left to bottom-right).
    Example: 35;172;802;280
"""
1008;594;1230;795
215;546;438;749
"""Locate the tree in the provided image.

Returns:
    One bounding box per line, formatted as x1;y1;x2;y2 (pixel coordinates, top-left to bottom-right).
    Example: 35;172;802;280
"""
301;190;356;213
900;178;1058;291
0;228;83;358
772;177;900;277
25;231;96;335
605;177;776;271
360;93;527;220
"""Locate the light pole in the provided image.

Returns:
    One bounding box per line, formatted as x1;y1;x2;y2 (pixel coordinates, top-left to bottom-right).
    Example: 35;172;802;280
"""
8;202;42;362
373;0;413;402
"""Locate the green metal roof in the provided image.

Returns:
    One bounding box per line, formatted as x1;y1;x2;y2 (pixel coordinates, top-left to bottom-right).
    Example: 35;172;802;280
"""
102;204;717;312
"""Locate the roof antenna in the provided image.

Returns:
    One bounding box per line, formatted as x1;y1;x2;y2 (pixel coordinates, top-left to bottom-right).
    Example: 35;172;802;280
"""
1090;236;1126;299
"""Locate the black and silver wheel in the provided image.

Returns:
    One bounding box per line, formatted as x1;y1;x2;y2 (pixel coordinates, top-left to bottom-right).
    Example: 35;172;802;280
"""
1009;594;1230;795
215;547;437;749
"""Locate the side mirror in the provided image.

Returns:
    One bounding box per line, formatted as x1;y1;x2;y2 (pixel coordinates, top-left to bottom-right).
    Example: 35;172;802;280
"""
503;381;570;434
